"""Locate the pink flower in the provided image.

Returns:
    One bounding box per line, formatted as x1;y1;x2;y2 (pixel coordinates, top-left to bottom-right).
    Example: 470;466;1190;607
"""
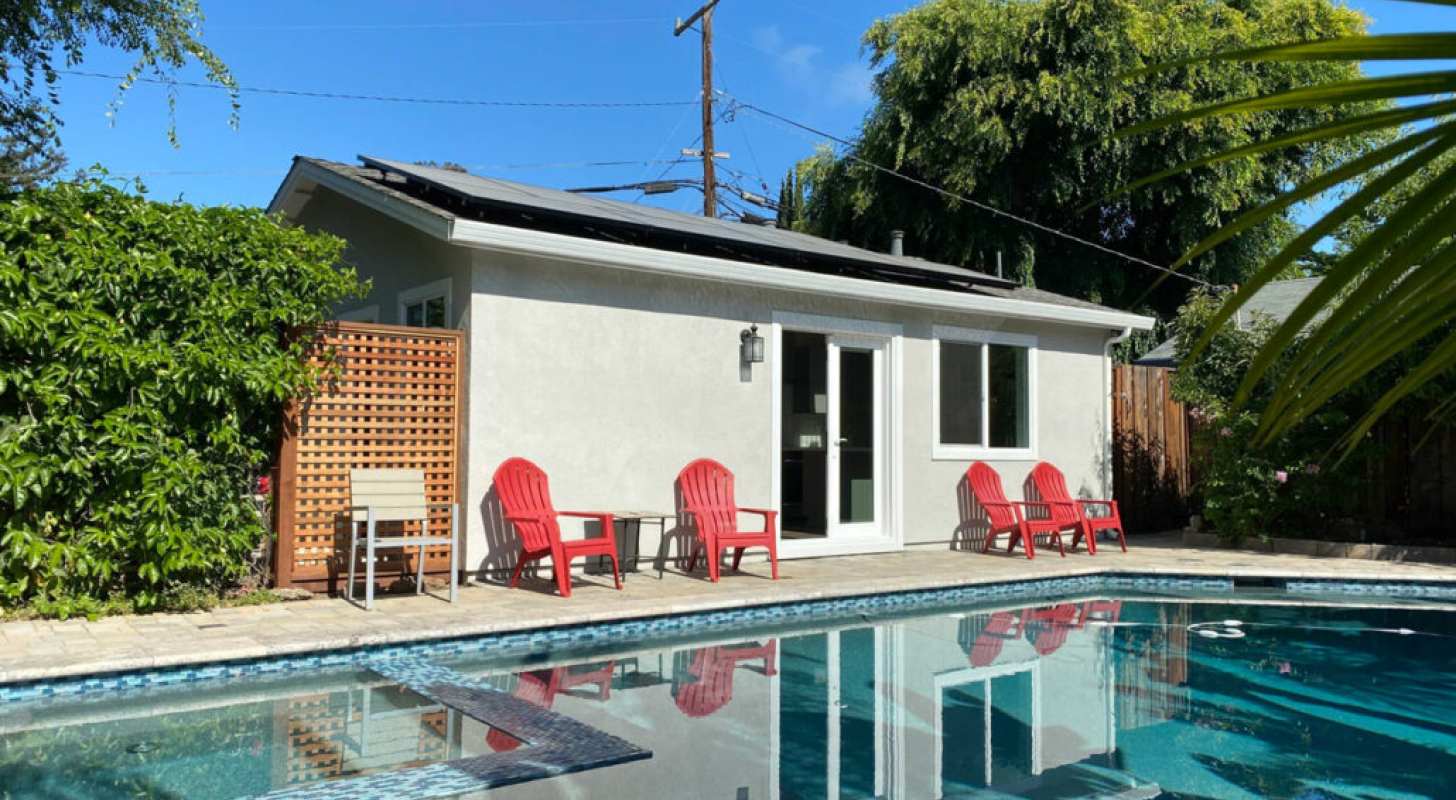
1220;427;1232;438
1274;470;1288;484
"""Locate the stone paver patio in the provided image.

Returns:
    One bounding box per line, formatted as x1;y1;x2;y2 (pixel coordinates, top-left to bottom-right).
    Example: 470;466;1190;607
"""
3;533;1454;685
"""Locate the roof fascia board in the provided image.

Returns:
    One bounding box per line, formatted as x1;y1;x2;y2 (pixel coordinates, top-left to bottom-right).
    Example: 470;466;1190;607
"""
275;160;454;240
450;218;1155;331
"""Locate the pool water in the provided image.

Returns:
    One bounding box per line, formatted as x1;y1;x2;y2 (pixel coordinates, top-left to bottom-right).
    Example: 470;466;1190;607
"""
1;593;1453;799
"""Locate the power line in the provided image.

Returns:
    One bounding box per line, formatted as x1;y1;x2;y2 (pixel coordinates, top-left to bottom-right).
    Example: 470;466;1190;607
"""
208;18;664;31
57;69;697;109
0;159;695;182
722;93;1213;287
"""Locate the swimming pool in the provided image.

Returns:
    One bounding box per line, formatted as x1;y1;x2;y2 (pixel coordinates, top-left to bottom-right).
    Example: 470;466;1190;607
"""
1;586;1453;799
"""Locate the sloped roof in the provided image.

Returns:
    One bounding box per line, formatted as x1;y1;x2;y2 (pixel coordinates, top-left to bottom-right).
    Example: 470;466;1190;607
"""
279;156;1142;319
1135;277;1323;368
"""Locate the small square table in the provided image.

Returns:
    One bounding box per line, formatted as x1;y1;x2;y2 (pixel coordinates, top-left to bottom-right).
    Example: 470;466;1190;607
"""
597;510;675;580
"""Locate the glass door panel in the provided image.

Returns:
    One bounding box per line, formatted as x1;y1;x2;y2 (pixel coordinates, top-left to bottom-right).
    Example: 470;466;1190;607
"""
828;335;884;539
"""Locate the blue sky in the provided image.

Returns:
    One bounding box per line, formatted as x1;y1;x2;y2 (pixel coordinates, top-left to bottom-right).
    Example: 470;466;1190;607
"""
46;0;1456;215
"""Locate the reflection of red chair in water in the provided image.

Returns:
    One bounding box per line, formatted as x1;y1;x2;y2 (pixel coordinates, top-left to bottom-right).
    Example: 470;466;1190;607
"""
968;610;1029;667
486;661;616;751
1024;604;1080;656
673;641;778;718
1076;599;1123;628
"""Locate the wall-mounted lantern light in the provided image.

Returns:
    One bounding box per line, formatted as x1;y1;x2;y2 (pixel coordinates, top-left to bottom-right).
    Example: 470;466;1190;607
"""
740;324;764;364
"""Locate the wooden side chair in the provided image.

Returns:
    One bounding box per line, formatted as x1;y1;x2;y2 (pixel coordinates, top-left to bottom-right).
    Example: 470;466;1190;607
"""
346;468;459;611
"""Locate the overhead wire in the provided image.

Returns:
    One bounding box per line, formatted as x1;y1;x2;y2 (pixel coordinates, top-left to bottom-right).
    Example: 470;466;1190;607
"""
720;92;1213;287
56;69;697;109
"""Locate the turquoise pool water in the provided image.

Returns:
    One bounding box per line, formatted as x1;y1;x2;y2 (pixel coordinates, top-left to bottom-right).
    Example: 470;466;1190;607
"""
1;591;1453;799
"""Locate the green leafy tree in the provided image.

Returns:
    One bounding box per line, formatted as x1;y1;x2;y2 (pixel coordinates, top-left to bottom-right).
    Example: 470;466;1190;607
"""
791;0;1378;315
0;0;236;187
0;179;364;612
1125;1;1456;452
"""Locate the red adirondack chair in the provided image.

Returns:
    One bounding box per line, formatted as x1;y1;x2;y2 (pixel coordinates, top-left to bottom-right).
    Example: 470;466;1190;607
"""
673;641;777;718
487;662;615;751
968;610;1029;667
966;462;1066;559
494;457;621;597
1076;599;1123;629
1025;604;1079;656
1030;462;1128;554
678;459;779;582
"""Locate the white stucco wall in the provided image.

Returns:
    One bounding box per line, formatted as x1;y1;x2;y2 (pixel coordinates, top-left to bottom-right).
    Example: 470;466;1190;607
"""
463;247;1116;576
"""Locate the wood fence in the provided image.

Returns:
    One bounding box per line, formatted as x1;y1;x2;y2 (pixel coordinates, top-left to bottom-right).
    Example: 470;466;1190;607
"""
1111;364;1196;533
273;321;464;592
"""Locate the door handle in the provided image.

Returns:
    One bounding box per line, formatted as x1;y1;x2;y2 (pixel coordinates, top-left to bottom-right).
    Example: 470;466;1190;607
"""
835;437;850;445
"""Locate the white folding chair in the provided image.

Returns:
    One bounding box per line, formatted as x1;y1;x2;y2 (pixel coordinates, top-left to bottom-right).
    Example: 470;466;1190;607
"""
347;468;459;610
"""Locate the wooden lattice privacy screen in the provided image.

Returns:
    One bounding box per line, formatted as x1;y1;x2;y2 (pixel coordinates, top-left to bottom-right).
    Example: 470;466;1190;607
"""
273;322;464;592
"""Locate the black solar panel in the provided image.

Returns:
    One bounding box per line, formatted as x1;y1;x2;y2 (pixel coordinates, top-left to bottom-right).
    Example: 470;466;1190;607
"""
358;155;1016;288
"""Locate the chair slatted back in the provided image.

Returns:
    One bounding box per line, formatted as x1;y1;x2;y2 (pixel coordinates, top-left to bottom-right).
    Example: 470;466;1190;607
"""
967;463;1020;529
674;647;736;718
1031;462;1082;527
493;458;561;552
349;469;428;523
679;459;738;538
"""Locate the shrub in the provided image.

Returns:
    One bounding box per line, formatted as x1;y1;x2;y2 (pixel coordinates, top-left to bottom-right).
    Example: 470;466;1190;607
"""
0;178;364;611
1171;289;1363;541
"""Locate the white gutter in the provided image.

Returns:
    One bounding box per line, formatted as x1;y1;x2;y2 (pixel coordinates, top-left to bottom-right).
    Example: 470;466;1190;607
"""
451;218;1156;332
1103;326;1133;499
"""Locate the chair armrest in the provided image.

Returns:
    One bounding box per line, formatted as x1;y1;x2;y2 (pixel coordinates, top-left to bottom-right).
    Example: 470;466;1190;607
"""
503;514;541;524
738;507;778;519
1012;501;1051;510
558;510;615;522
1077;499;1117;514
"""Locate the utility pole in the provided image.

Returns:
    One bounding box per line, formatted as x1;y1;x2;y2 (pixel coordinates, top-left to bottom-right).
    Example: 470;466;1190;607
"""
675;0;723;218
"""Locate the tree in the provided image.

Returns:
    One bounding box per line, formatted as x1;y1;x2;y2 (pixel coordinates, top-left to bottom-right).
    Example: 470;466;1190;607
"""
1128;1;1456;453
0;0;236;187
0;179;364;612
791;0;1378;316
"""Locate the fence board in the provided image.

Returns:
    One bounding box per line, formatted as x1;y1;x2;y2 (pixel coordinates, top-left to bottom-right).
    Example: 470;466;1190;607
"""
273;321;464;593
1112;364;1195;532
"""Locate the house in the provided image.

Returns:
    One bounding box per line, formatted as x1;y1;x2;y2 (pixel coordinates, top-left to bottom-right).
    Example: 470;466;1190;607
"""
268;156;1154;578
1134;277;1323;369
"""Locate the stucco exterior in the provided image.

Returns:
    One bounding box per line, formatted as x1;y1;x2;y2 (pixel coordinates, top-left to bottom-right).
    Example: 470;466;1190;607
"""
286;174;1142;579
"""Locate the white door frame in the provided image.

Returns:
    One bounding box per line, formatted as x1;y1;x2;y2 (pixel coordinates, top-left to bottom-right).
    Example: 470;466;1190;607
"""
770;311;903;559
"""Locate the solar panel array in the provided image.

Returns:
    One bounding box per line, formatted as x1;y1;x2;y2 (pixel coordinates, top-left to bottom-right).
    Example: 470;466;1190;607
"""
359;155;1015;288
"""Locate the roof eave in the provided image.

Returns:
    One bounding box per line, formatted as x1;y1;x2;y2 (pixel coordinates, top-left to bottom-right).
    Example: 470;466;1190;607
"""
270;158;454;241
450;217;1156;332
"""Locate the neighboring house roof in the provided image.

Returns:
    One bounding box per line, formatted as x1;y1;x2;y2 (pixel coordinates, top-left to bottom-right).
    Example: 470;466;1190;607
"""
1134;277;1323;368
269;156;1154;332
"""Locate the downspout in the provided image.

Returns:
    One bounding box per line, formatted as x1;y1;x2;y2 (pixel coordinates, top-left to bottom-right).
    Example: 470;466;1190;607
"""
1103;326;1132;500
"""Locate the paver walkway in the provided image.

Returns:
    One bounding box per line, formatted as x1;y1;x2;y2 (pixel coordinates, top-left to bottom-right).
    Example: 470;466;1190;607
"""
3;534;1453;685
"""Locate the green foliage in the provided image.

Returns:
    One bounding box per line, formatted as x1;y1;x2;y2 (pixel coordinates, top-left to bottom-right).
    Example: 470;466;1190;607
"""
791;0;1379;315
0;178;363;611
1125;0;1456;451
1171;290;1364;541
0;0;237;186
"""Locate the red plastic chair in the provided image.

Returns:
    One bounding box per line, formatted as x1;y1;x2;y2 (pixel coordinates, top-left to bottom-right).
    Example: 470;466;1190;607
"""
969;610;1028;667
1031;462;1128;554
1025;604;1079;656
673;641;777;718
494;457;621;597
966;463;1066;559
678;459;779;582
1076;599;1123;628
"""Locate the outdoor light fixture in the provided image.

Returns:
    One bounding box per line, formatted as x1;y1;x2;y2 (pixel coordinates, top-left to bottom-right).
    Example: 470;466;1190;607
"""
740;324;764;363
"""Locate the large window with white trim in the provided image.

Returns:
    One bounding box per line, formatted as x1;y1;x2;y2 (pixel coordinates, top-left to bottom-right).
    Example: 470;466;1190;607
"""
933;327;1036;458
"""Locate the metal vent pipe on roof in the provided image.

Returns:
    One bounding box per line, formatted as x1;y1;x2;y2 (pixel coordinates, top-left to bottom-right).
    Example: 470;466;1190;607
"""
889;230;904;257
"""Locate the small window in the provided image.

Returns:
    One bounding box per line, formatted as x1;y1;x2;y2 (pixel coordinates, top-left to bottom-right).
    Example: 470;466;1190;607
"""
934;327;1036;458
404;296;446;328
398;278;451;329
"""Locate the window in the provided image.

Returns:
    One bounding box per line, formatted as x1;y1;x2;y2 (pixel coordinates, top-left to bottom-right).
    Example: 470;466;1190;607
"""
933;327;1035;458
398;278;451;328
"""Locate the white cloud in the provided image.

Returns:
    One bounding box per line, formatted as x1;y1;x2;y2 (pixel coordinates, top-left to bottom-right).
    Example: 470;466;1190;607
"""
750;24;871;108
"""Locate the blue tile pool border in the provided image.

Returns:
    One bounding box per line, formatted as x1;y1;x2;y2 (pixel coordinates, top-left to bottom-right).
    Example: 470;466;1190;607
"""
4;571;1453;705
